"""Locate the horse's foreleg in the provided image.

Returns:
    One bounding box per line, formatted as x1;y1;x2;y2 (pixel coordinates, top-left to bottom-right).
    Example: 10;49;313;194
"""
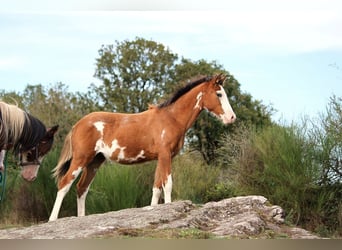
163;174;172;203
151;151;172;205
76;154;105;217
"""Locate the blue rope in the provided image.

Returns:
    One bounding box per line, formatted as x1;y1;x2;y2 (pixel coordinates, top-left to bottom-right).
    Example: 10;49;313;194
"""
0;152;7;203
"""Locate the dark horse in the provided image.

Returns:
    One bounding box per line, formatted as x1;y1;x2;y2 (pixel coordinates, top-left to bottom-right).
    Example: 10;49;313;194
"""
49;74;236;221
0;101;58;181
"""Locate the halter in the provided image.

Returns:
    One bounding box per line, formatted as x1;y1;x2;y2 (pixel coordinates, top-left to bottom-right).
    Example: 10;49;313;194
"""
0;151;7;202
19;143;42;167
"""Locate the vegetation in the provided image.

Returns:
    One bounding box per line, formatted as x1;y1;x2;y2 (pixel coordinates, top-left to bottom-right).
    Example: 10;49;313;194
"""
216;96;341;237
0;37;340;238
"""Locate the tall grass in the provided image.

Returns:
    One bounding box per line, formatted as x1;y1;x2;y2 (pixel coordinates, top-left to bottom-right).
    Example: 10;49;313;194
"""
218;123;341;237
0;149;220;225
172;152;220;203
86;162;155;214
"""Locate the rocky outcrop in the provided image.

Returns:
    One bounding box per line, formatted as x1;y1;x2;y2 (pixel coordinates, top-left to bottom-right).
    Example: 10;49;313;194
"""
0;196;319;239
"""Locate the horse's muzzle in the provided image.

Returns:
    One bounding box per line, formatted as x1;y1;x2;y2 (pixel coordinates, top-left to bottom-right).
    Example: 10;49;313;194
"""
221;113;236;124
21;165;40;182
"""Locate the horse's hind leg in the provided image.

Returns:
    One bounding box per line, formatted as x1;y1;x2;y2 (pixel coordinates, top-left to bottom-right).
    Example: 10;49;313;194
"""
49;156;94;221
49;161;83;221
76;153;105;217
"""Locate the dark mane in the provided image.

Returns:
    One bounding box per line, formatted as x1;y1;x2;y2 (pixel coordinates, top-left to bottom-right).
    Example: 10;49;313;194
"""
14;113;46;154
158;76;212;108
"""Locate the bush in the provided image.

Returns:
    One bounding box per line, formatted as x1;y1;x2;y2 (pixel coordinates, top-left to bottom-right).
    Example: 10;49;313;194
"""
217;120;341;237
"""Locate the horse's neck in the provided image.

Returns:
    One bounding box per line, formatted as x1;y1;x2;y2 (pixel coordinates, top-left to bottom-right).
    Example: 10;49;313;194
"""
166;88;203;131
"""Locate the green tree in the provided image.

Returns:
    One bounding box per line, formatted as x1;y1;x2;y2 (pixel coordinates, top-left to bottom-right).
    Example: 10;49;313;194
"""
21;83;98;147
94;37;178;113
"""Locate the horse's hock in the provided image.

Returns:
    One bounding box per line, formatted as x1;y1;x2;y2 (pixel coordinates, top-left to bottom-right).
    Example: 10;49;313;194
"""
0;196;319;239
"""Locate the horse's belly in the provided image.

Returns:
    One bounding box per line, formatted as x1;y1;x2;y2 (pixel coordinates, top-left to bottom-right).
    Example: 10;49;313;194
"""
94;138;155;164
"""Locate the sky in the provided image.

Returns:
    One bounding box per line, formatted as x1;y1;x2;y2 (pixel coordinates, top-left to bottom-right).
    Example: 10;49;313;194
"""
0;0;341;123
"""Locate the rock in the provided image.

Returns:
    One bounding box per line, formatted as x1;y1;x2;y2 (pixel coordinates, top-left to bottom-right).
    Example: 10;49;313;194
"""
0;195;319;239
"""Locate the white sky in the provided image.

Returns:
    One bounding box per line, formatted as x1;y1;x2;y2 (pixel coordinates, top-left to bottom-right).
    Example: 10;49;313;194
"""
0;0;341;122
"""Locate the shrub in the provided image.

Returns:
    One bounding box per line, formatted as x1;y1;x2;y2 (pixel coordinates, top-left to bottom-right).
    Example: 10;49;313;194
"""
217;120;341;237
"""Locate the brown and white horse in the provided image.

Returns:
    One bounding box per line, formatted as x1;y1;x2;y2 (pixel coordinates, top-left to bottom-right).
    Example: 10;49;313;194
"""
0;101;58;181
49;74;236;221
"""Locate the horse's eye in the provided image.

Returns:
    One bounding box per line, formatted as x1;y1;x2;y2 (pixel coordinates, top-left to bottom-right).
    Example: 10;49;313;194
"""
217;93;222;98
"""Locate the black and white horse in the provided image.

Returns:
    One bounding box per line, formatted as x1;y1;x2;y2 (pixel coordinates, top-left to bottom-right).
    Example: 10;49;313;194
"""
0;101;58;181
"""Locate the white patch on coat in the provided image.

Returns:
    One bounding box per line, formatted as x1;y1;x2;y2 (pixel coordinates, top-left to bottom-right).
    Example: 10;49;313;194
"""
111;139;126;160
194;92;203;110
161;129;166;140
93;121;146;162
72;166;83;178
127;150;145;162
94;121;105;136
95;137;145;163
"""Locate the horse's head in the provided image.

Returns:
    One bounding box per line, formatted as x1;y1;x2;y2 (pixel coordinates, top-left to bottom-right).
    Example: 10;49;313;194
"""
202;74;236;124
20;125;58;181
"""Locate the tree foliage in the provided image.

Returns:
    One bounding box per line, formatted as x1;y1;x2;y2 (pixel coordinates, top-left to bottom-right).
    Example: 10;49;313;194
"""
93;37;178;112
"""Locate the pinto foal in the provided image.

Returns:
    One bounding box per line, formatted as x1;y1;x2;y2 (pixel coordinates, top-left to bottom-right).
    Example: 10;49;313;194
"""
49;74;236;221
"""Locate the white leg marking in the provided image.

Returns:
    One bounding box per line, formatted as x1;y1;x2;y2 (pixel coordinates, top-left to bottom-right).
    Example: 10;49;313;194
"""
77;185;91;217
163;174;172;203
49;167;83;222
151;187;161;205
49;182;73;221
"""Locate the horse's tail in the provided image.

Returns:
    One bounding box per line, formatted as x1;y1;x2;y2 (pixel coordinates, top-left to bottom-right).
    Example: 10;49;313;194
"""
52;129;73;182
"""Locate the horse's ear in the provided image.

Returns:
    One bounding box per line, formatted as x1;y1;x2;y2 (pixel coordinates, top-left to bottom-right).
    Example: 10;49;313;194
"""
46;125;59;137
214;73;227;85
